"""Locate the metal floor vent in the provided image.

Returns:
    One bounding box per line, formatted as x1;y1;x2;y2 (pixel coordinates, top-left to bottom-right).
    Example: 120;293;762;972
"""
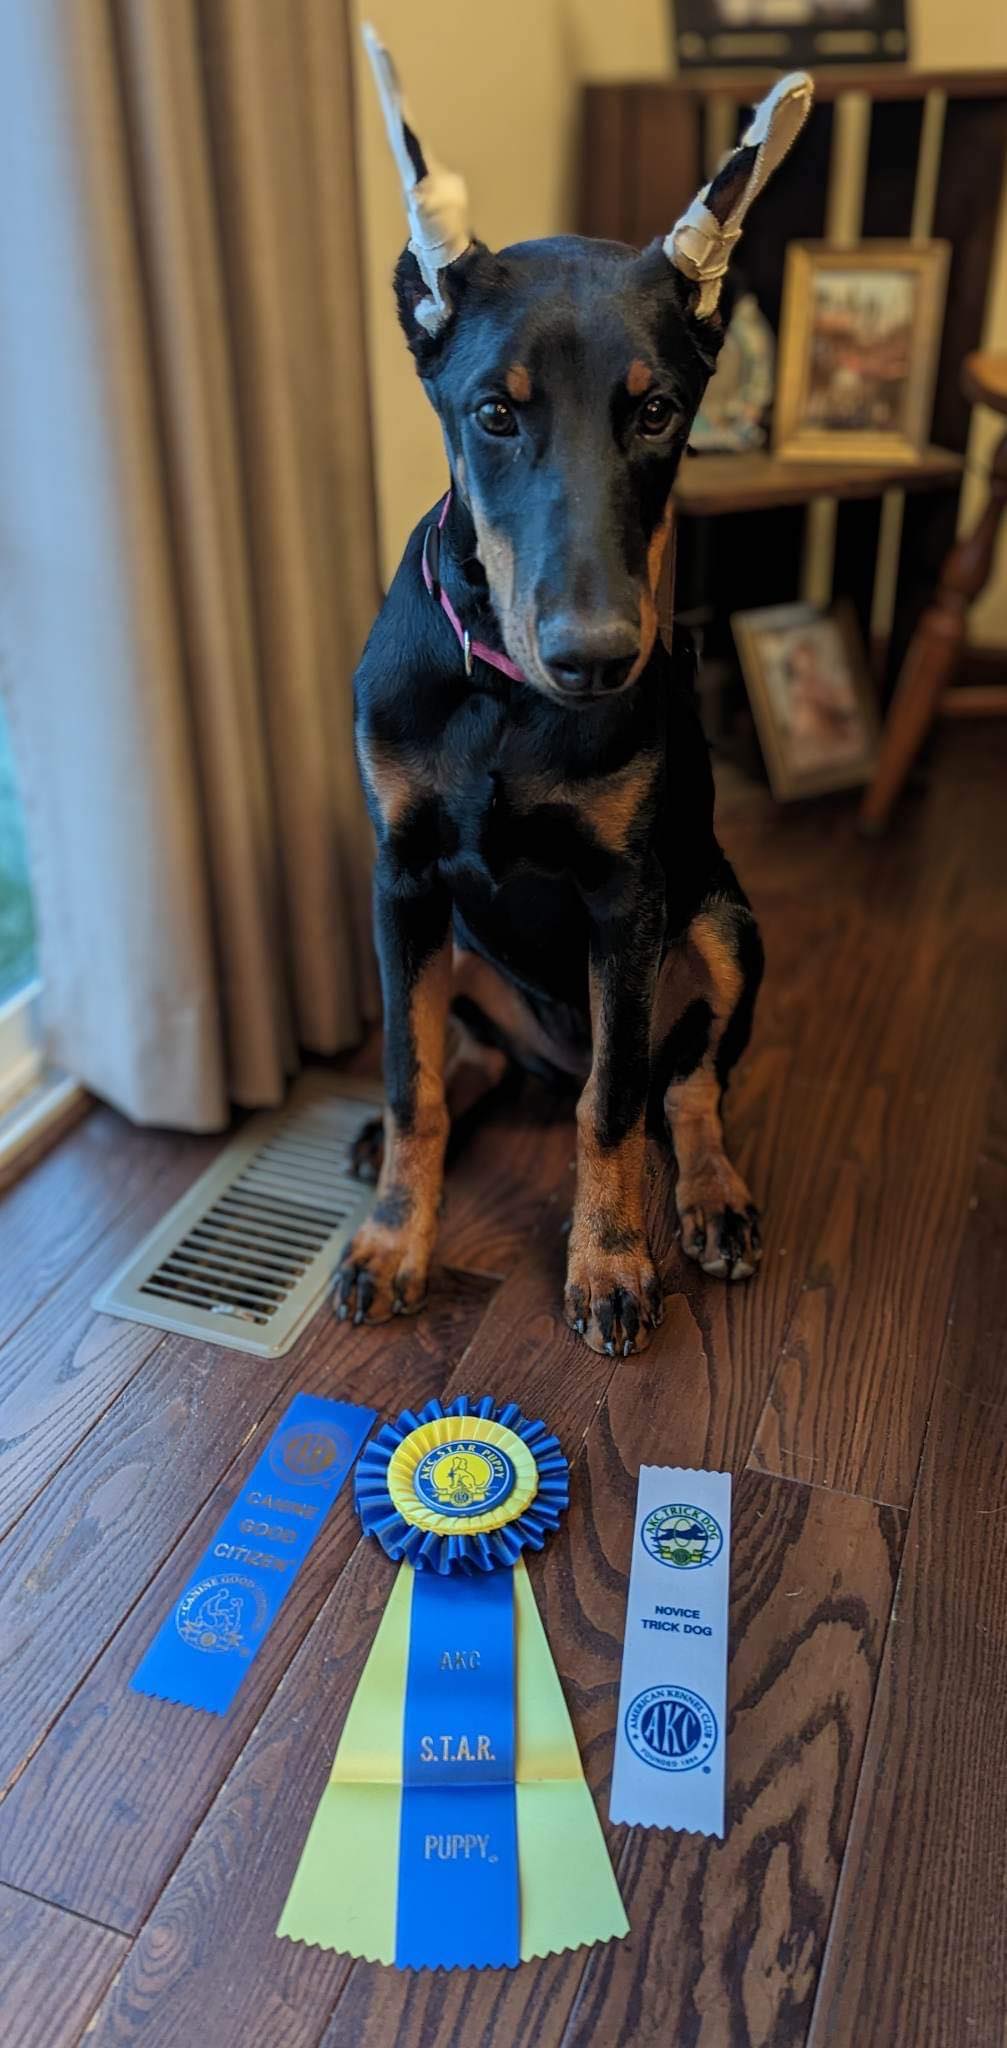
95;1073;383;1357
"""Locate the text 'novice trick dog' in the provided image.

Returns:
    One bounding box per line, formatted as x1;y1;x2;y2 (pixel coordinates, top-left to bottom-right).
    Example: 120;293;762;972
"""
337;31;813;1358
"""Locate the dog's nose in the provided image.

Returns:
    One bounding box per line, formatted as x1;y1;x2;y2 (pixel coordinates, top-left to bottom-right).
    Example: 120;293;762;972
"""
538;614;640;697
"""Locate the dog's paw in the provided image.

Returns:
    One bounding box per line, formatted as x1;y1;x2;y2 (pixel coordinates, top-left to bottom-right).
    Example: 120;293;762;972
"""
564;1242;664;1357
678;1196;761;1280
349;1115;384;1184
333;1220;428;1325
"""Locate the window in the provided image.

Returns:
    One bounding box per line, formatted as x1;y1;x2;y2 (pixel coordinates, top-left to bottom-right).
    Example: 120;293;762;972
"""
0;697;41;1117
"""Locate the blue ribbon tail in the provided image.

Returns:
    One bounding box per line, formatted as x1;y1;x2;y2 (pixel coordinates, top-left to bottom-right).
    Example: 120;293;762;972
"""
395;1567;519;1969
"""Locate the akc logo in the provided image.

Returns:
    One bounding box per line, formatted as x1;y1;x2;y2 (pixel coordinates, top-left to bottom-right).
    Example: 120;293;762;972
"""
625;1685;718;1772
175;1573;268;1657
641;1502;723;1570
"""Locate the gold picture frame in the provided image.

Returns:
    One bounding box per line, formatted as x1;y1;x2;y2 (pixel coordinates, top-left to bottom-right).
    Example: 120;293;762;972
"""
731;600;882;801
773;240;950;464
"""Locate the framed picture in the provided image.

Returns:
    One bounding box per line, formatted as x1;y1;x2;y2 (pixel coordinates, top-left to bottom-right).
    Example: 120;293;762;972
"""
672;0;908;69
773;241;950;463
731;601;881;800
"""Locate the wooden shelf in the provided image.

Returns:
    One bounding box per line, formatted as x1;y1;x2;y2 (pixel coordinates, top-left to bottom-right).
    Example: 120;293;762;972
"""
673;446;964;517
655;70;1007;101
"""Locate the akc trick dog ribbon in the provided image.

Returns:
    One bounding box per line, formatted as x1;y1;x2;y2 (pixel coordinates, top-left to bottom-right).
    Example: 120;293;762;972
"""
277;1395;628;1969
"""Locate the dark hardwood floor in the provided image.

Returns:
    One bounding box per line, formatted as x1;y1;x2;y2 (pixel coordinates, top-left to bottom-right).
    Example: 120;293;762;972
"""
1;722;1005;2048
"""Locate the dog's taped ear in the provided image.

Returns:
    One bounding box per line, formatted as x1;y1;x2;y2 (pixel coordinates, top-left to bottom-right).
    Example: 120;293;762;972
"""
665;72;813;320
363;22;476;351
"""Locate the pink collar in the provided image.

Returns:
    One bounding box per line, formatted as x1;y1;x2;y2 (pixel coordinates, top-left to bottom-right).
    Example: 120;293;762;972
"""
422;491;527;683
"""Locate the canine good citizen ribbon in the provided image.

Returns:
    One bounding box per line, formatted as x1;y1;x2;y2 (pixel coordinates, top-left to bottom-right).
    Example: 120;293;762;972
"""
610;1466;731;1836
277;1395;628;1969
131;1393;375;1714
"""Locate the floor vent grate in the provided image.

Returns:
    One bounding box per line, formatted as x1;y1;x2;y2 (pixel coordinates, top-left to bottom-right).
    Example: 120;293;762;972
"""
95;1073;382;1356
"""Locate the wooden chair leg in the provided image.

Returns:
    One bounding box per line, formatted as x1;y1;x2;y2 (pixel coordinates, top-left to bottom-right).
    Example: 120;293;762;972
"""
860;426;1007;833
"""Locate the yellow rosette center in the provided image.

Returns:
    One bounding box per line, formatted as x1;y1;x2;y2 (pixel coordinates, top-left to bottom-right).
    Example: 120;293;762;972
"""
386;1417;538;1536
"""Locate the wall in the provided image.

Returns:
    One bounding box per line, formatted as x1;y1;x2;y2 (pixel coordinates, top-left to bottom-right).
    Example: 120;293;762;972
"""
352;0;1007;641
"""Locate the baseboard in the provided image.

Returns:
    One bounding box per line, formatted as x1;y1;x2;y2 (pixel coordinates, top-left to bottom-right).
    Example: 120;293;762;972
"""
0;1074;92;1192
956;644;1007;687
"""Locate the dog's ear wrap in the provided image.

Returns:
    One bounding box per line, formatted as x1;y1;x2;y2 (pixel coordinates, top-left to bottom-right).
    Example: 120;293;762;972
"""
665;72;813;319
363;22;474;337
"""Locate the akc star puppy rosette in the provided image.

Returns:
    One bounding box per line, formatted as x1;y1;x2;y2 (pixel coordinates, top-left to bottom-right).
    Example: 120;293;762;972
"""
277;1395;627;1970
356;1394;570;1573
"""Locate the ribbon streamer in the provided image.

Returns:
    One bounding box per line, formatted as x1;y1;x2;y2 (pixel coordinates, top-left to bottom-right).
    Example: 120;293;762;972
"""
278;1395;627;1968
132;1393;376;1715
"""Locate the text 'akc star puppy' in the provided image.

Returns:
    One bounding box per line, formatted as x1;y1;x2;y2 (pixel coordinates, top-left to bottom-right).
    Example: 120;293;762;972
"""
337;30;813;1357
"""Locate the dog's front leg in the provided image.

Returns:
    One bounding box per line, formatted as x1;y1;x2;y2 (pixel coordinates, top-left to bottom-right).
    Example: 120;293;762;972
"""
565;879;665;1356
335;863;452;1323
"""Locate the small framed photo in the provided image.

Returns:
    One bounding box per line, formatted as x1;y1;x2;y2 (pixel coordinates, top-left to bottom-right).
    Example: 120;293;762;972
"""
731;601;881;800
774;241;950;463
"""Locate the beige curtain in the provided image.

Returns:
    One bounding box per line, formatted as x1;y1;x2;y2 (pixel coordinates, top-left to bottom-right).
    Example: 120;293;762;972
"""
0;0;379;1129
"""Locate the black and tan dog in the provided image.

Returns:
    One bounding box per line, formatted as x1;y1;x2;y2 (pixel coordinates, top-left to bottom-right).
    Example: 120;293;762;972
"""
336;35;812;1357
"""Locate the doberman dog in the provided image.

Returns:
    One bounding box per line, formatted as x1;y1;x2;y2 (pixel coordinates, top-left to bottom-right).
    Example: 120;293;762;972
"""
336;37;812;1357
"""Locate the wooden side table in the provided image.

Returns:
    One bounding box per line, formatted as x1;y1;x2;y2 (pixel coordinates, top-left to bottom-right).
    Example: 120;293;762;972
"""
860;353;1007;832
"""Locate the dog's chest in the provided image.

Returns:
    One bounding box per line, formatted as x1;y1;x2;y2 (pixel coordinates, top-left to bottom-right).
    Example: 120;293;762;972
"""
433;706;610;891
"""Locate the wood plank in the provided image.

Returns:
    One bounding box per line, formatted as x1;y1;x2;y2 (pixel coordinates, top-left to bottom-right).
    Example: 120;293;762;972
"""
809;1050;1007;2042
0;1107;220;1350
0;1882;128;2048
598;70;1007;103
673;447;962;517
0;1075;560;1549
809;1377;1007;2045
0;1272;489;1800
337;1044;578;1280
0;1132;236;1542
941;1059;1007;1404
748;742;1007;1505
436;1078;576;1280
74;1231;631;2046
0;1275;490;1929
320;1325;903;2048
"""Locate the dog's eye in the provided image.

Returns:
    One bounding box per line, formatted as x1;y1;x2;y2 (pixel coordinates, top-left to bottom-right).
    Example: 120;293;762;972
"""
475;399;518;438
638;393;678;438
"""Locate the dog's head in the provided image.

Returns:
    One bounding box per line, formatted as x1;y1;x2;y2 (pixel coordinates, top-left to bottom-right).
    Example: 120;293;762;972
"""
365;28;811;704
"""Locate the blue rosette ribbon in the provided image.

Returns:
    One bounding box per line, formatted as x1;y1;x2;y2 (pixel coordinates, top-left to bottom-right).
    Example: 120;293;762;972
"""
355;1394;570;1574
277;1392;627;1970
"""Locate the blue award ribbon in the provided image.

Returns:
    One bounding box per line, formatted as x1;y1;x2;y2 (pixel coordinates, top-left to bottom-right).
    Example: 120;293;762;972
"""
132;1392;375;1714
353;1395;568;1968
397;1567;518;1969
277;1394;629;1969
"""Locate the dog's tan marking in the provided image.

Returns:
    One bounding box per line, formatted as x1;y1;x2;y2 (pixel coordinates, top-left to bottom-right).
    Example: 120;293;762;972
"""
565;959;660;1354
627;500;675;687
659;904;759;1280
647;500;675;597
505;363;532;403
517;755;658;856
626;358;654;396
468;496;551;683
358;737;419;833
470;503;517;615
578;754;658;854
341;943;452;1316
